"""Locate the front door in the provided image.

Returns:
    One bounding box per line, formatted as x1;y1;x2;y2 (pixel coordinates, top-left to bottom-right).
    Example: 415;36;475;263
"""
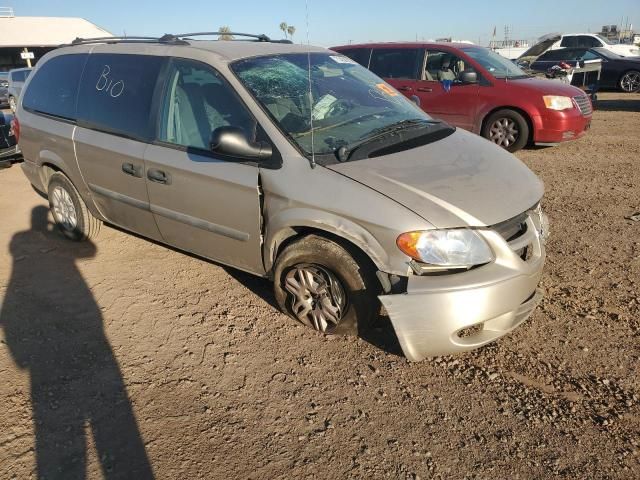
144;58;264;275
414;49;480;131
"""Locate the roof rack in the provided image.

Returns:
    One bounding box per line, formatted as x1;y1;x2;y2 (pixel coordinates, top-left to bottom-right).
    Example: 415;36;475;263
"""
162;32;272;42
65;32;291;47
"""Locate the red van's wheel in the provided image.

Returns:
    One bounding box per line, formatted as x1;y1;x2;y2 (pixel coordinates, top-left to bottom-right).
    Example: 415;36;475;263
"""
482;109;529;153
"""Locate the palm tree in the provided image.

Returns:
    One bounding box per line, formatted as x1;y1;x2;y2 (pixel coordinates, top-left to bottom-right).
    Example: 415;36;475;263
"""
218;26;234;41
279;22;289;39
286;25;296;42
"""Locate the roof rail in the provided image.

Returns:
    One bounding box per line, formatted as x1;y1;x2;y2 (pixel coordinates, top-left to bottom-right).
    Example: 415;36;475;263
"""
161;32;272;42
67;36;188;47
63;32;289;48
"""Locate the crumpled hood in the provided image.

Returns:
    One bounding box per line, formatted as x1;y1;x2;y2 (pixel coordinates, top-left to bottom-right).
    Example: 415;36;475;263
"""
327;128;544;228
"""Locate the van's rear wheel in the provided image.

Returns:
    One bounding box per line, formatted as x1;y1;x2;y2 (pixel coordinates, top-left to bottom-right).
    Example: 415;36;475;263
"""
47;172;101;241
273;235;378;336
482;109;529;152
8;96;16;113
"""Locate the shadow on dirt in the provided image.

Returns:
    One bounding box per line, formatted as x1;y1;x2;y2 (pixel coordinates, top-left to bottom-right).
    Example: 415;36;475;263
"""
595;97;640;112
0;206;154;479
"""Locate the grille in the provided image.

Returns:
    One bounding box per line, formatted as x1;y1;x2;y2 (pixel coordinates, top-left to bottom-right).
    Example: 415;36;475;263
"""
493;212;534;260
573;95;592;116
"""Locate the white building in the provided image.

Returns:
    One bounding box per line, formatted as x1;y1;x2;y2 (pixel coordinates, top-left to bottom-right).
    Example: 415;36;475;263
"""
0;7;112;71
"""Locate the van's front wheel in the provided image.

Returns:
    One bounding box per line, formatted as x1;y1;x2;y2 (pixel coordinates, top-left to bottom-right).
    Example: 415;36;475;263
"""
482;109;529;152
273;235;378;336
47;172;101;241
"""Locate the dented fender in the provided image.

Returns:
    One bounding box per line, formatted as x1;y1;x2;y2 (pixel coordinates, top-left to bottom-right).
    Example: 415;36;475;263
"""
263;207;391;274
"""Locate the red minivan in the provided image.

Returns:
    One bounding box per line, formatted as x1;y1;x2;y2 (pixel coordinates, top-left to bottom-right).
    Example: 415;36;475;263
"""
331;43;592;152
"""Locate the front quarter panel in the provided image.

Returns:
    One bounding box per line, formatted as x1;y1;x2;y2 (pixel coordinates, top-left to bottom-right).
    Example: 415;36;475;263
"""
261;156;433;276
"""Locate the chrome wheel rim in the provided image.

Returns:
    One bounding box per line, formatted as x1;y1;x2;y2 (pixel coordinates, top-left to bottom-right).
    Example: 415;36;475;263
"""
51;186;77;231
489;117;519;148
8;96;16;112
621;72;640;92
284;264;347;332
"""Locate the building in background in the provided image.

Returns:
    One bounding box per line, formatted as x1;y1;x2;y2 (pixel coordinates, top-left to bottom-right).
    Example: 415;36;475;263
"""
0;7;112;71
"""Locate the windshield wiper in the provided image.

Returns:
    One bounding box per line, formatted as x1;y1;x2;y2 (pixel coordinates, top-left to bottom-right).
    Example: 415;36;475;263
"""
335;118;432;162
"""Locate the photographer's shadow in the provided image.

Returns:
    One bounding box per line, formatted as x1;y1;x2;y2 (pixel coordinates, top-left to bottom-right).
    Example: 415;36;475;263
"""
0;206;153;479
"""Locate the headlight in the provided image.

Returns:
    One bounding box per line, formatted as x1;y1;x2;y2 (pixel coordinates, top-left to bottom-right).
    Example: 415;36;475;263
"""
396;229;494;267
543;95;574;111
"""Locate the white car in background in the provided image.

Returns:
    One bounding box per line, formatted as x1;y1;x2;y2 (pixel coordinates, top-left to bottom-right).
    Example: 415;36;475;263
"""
550;33;640;57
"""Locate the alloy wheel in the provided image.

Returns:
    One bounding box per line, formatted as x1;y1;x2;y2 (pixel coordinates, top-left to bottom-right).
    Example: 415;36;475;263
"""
8;96;16;113
620;71;640;93
489;117;520;148
51;186;77;232
284;264;347;332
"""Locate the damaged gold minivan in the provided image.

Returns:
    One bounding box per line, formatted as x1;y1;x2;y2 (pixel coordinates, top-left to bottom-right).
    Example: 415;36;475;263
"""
16;33;548;361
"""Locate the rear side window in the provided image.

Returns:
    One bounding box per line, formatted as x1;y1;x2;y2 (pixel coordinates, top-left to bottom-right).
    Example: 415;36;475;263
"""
538;49;573;61
369;48;422;79
560;36;577;48
577;36;601;48
336;48;372;68
22;54;88;120
77;53;163;141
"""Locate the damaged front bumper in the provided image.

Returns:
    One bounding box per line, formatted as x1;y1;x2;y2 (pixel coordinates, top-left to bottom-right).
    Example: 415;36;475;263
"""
379;213;546;362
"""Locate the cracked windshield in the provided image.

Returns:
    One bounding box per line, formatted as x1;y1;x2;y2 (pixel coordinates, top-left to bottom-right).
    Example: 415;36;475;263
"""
232;52;435;156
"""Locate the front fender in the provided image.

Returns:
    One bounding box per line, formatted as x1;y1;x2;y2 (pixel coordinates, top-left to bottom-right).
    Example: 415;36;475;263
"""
264;207;391;274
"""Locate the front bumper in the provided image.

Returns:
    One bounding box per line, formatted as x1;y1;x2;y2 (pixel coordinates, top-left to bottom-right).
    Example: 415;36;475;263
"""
379;212;546;361
532;110;592;145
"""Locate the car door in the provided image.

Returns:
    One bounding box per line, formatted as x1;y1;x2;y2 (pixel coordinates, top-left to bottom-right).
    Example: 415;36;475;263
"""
413;49;480;131
144;57;264;275
368;47;423;102
74;51;164;240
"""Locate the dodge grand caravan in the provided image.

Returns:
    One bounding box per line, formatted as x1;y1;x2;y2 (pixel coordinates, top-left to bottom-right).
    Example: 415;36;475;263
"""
332;42;593;152
17;33;548;361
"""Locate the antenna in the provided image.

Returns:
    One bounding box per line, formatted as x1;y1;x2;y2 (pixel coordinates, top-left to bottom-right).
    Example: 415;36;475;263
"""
305;0;316;169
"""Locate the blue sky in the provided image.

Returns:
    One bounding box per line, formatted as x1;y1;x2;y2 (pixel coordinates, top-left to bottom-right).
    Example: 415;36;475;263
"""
13;0;640;46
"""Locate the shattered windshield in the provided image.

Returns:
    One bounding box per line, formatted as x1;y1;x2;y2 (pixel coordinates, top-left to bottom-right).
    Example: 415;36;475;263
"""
232;52;443;158
462;47;529;79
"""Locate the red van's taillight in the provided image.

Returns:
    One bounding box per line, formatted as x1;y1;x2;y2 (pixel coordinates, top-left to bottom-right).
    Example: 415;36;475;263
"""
9;117;19;143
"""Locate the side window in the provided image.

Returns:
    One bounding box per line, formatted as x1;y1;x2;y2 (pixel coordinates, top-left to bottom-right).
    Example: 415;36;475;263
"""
77;53;163;141
577;36;601;48
369;48;422;79
560;36;577;48
22;54;87;120
158;58;256;151
336;48;371;68
425;50;475;82
581;50;600;61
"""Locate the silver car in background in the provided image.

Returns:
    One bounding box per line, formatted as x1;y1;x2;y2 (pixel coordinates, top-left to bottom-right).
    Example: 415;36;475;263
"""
16;33;548;361
7;67;31;112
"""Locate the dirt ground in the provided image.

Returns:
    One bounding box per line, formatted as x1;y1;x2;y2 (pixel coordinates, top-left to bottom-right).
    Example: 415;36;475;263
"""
0;92;639;479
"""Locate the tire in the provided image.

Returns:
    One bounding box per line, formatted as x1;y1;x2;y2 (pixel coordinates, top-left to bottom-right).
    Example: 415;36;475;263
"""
273;234;378;336
47;172;101;241
619;70;640;93
8;96;16;113
482;109;529;153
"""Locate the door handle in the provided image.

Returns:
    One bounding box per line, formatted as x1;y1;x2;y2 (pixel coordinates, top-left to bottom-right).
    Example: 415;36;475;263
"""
417;87;433;93
121;163;142;177
397;86;413;92
147;169;170;185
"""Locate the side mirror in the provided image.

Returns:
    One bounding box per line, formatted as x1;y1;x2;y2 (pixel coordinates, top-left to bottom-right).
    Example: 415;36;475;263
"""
210;126;272;161
459;70;478;84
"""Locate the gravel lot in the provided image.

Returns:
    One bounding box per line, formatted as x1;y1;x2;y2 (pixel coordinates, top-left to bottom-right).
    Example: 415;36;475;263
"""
1;92;639;479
